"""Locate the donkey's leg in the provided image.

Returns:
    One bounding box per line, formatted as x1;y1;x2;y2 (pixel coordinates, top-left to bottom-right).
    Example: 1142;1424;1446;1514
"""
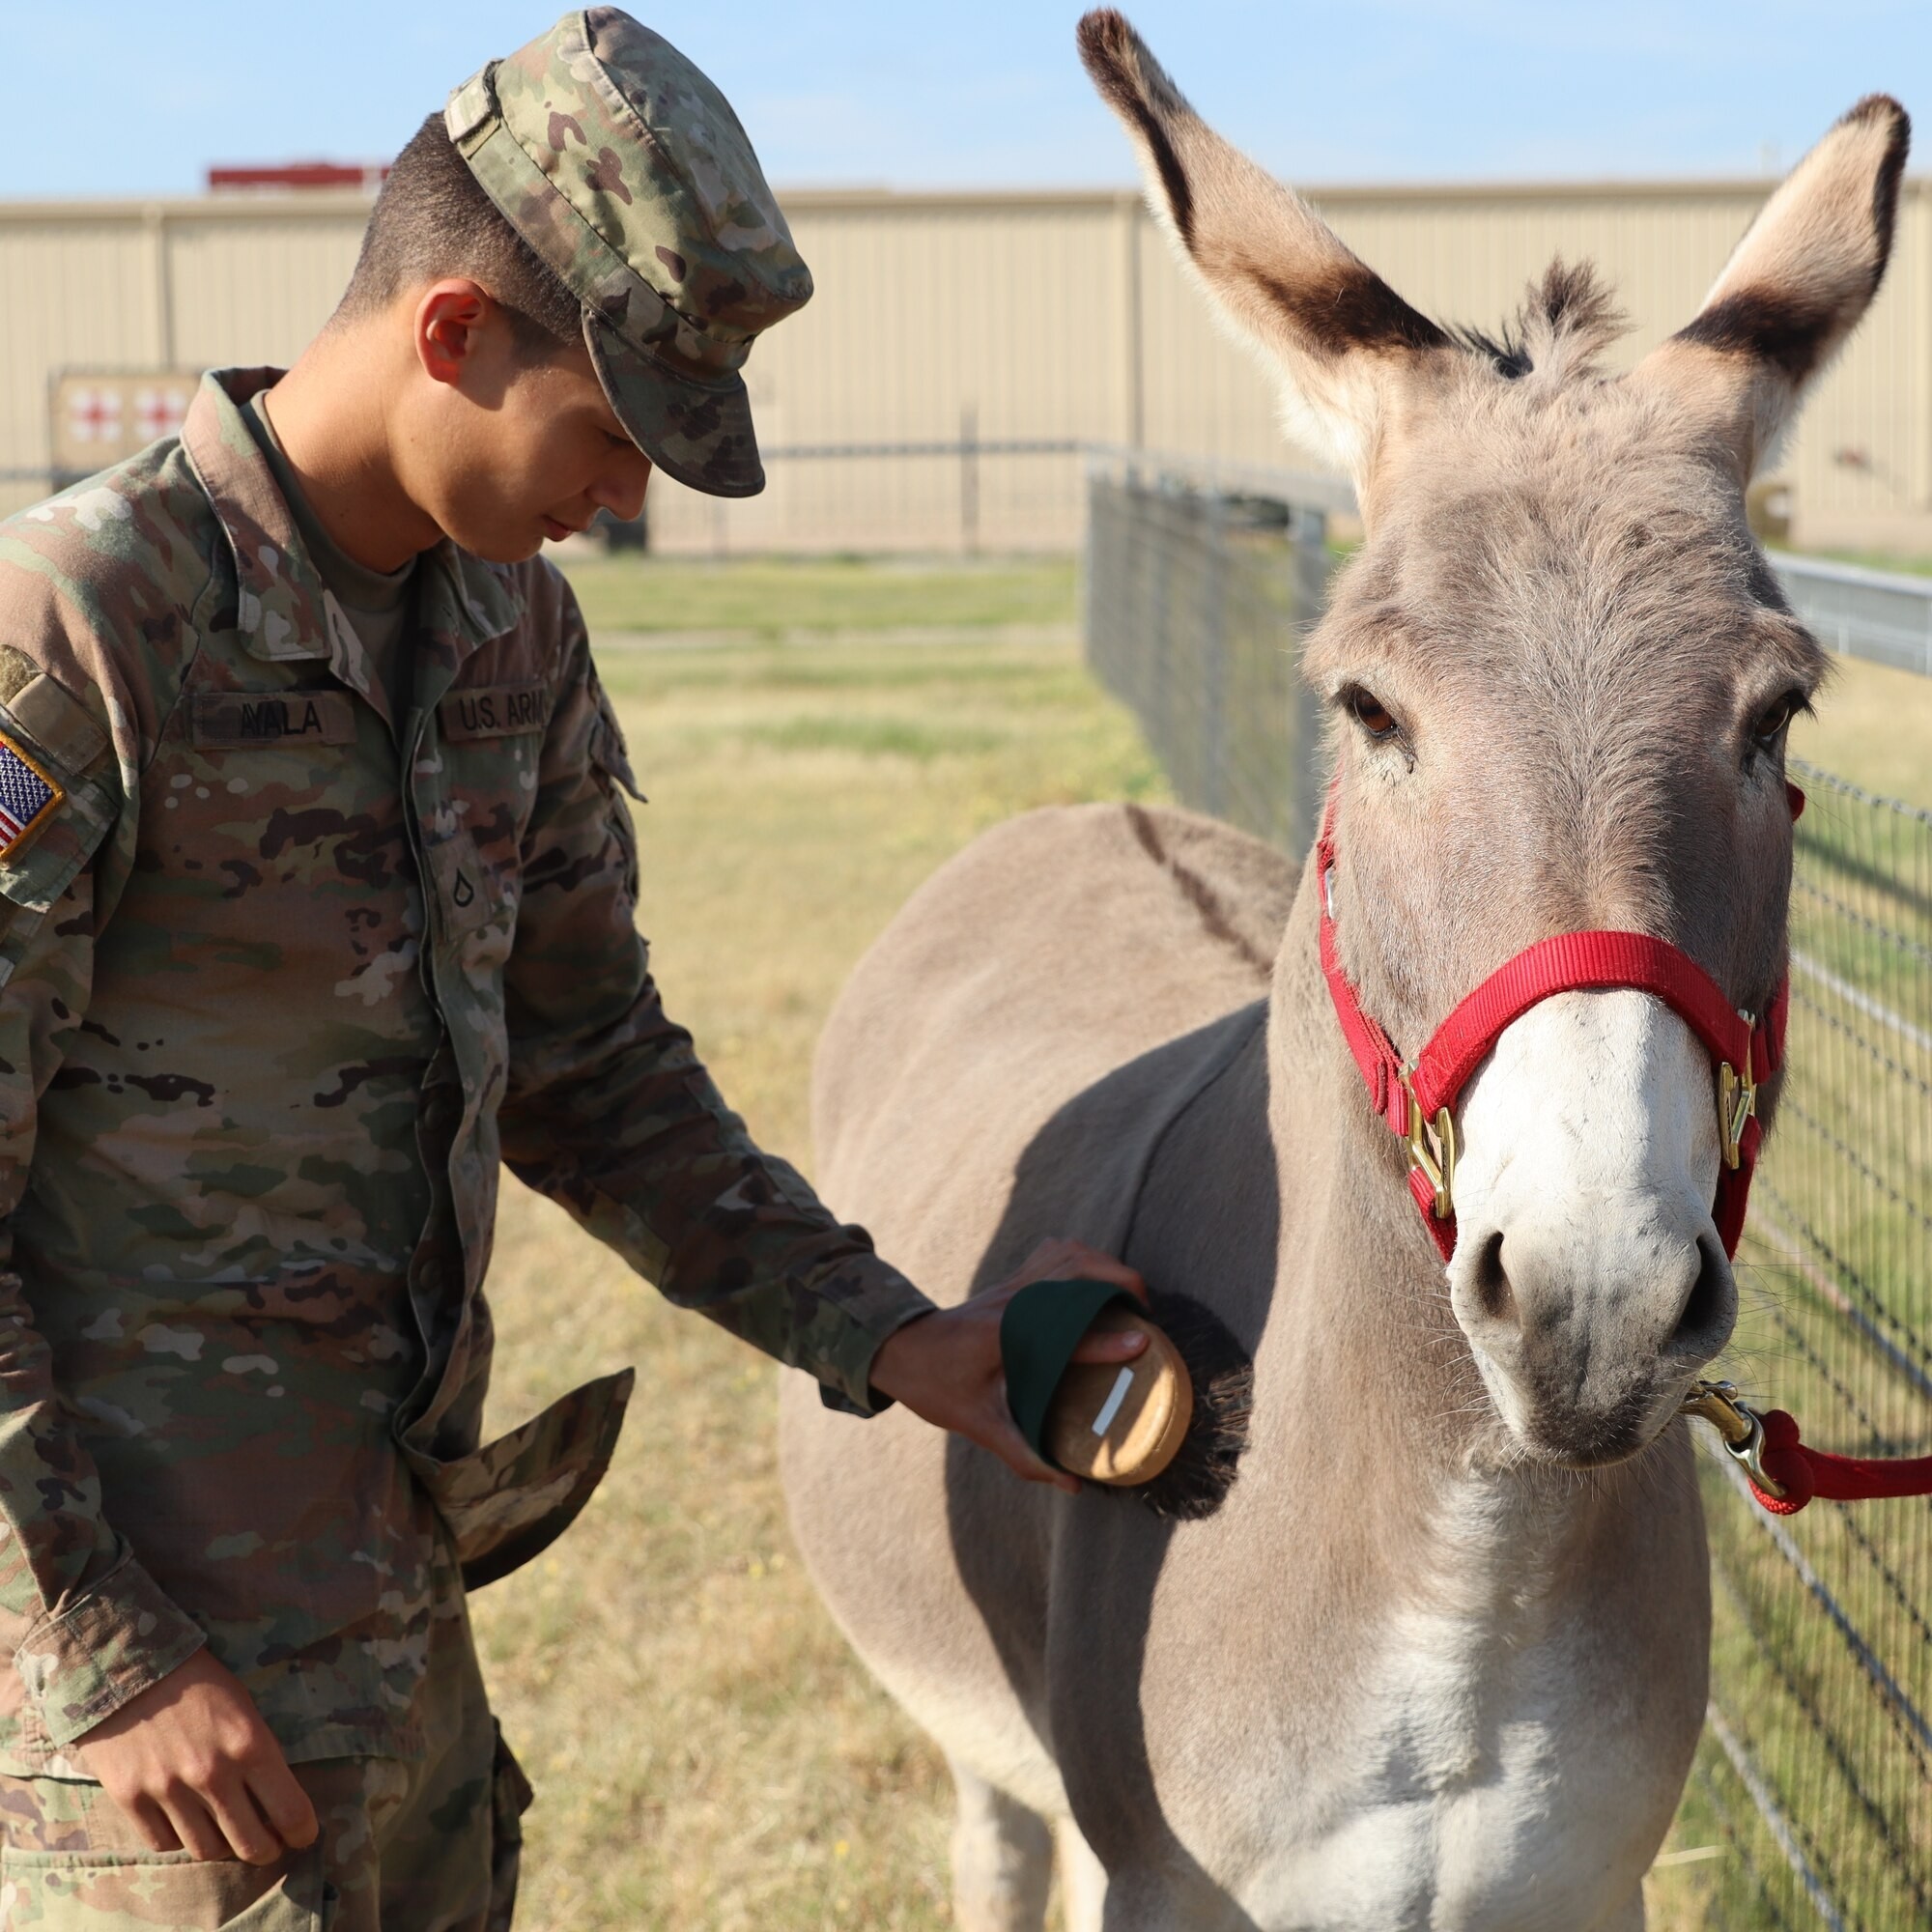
1054;1817;1108;1932
948;1757;1054;1932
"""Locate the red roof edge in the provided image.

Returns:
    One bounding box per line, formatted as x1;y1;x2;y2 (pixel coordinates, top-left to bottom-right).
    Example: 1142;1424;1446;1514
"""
206;162;391;192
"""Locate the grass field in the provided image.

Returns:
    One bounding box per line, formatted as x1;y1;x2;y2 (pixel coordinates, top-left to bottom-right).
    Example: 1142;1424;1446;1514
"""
469;552;1920;1929
560;552;1079;639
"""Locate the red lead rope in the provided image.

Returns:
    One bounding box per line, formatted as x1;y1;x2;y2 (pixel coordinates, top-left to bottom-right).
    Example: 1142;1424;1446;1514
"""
1321;781;1932;1515
1747;1413;1932;1516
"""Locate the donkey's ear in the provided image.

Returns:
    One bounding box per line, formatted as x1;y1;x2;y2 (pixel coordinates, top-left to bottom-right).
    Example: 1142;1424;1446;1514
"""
1641;96;1909;480
1077;9;1451;487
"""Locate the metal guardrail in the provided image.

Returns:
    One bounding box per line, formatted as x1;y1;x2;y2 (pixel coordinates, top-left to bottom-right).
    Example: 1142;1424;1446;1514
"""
1772;554;1932;678
1082;457;1932;1931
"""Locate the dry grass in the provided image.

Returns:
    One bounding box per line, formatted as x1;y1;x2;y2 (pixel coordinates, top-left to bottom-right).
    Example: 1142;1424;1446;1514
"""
470;554;1918;1929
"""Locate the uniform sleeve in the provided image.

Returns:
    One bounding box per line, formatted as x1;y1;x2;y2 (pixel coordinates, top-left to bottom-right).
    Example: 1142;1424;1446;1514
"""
498;587;934;1414
0;769;207;1746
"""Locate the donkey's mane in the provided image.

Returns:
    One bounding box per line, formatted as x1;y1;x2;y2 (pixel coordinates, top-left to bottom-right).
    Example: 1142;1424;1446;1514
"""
1449;260;1631;384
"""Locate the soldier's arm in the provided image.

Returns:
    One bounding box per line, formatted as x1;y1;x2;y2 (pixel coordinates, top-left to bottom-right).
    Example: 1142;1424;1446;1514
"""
498;576;934;1413
0;694;214;1744
497;580;1151;1488
0;518;312;1861
0;852;314;1864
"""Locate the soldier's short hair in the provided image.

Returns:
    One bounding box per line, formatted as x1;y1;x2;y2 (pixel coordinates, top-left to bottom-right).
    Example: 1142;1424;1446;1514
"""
337;115;582;353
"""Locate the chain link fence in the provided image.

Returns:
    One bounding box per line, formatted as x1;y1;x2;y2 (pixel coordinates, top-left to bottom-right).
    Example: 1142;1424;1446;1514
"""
1693;766;1932;1931
1082;452;1346;854
1081;458;1932;1930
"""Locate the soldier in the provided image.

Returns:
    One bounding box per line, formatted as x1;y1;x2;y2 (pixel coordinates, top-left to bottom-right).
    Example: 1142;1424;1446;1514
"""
0;10;1146;1926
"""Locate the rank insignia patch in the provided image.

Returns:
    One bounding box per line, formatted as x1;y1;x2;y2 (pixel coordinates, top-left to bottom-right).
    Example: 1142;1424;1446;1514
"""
0;732;64;858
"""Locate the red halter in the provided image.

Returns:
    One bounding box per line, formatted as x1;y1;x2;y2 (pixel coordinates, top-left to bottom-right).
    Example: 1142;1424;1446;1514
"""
1317;786;1801;1263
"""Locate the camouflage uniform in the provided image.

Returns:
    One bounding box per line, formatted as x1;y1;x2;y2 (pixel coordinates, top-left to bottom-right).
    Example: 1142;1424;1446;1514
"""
0;9;929;1923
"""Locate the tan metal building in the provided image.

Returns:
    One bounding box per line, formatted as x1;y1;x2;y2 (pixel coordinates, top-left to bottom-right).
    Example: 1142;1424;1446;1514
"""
3;178;1927;553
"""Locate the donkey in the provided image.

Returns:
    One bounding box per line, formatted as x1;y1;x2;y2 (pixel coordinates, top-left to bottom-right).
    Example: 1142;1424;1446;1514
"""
781;14;1907;1927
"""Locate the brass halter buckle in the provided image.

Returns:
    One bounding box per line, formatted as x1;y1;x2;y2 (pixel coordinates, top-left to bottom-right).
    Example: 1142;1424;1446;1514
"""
1680;1378;1787;1500
1716;1016;1757;1172
1402;1068;1457;1221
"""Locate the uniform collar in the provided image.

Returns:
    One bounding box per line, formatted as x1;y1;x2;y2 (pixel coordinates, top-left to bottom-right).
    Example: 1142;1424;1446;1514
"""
181;369;521;705
413;534;522;687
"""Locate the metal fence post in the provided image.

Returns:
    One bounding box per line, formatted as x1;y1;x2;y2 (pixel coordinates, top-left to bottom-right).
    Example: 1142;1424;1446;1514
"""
1202;489;1228;820
1288;503;1330;854
1081;460;1099;679
1151;486;1172;791
959;404;980;556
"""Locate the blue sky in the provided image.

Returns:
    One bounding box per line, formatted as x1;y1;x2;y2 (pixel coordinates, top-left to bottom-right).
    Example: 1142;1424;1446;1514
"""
10;3;1931;199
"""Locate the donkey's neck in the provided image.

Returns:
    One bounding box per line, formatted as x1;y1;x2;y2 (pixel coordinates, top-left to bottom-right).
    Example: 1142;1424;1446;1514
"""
1258;865;1488;1470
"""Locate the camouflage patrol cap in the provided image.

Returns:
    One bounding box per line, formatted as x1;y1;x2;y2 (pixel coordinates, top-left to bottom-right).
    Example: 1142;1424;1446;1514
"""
444;8;811;497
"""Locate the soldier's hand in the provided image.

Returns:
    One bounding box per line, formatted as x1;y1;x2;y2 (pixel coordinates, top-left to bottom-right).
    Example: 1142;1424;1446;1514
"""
867;1236;1150;1493
77;1647;319;1865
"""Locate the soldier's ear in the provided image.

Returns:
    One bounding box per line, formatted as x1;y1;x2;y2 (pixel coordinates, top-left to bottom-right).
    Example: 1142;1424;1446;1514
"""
412;280;496;389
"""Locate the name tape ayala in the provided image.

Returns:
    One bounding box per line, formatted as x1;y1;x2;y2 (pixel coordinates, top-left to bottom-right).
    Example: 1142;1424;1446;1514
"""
185;685;553;752
191;692;356;748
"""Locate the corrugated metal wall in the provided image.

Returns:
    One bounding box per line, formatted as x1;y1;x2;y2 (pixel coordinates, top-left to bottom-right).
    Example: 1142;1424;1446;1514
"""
0;197;373;523
2;181;1926;552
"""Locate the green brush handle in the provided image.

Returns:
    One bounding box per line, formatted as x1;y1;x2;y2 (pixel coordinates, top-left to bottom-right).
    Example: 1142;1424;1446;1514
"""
999;1276;1140;1466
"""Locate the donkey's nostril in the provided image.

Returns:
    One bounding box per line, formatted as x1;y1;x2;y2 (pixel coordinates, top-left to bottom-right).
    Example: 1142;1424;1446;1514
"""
1668;1233;1736;1358
1472;1231;1517;1326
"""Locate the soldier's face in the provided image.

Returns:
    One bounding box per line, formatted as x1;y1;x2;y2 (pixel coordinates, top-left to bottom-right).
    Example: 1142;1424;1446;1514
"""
402;283;654;562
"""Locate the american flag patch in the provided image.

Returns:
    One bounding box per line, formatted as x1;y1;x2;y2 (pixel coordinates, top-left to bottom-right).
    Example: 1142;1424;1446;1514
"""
0;732;63;857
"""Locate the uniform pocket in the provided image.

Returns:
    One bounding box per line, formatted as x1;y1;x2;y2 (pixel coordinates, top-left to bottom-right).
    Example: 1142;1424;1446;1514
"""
587;684;643;804
0;1840;326;1928
586;685;642;904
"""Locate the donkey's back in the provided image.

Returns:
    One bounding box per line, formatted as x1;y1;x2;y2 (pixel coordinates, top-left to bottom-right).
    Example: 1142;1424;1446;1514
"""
810;800;1293;1288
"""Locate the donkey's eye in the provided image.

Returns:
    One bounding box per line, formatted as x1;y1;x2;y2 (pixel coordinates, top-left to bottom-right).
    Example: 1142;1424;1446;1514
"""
1751;689;1807;748
1346;687;1400;740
